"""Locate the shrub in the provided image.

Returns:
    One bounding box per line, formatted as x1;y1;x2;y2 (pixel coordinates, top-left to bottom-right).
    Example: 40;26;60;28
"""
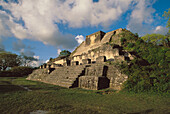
9;66;35;77
0;66;35;77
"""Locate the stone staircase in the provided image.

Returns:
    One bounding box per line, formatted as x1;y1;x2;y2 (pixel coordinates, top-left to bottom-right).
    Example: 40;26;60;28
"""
47;65;86;88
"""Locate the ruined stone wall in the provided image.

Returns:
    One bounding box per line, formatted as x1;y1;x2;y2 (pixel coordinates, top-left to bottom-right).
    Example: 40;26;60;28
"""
106;65;128;90
54;59;64;65
71;29;123;57
85;31;105;46
70;44;120;65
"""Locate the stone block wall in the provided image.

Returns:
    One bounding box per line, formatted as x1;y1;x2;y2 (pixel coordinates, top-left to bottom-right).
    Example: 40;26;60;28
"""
96;56;106;63
54;59;64;65
70;44;120;65
79;76;109;90
71;61;79;66
106;65;128;90
78;64;110;90
85;65;107;77
82;59;91;64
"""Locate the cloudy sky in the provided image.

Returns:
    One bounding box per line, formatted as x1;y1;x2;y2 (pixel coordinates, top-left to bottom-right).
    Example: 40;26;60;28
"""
0;0;169;66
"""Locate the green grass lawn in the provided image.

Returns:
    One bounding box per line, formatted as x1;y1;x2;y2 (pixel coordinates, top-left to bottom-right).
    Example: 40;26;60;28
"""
0;77;169;114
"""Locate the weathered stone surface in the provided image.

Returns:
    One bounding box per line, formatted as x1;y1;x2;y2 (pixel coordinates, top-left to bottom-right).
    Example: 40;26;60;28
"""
46;64;51;68
27;65;86;88
71;61;79;66
105;65;128;90
79;76;109;90
63;59;71;66
85;31;105;46
85;65;107;77
82;59;91;64
28;63;128;90
96;56;106;63
40;65;43;69
51;63;62;68
48;68;55;74
71;28;124;57
43;64;47;68
114;56;125;62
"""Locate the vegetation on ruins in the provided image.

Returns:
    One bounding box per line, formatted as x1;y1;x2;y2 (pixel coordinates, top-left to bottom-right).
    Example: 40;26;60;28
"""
48;50;71;63
117;30;169;93
106;10;170;93
59;50;71;57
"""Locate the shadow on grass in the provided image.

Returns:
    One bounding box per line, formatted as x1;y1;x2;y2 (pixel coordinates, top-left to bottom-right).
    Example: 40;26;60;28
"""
127;109;154;114
27;86;62;91
0;84;26;93
50;104;100;114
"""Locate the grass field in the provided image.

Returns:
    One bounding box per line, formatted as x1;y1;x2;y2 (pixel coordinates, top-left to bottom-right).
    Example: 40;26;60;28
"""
0;77;169;114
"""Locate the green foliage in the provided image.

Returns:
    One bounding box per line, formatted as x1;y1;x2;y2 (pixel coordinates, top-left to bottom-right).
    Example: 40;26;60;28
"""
59;50;71;57
20;54;38;66
0;52;21;71
163;8;170;33
120;37;126;45
119;31;170;93
9;66;35;77
141;34;169;46
0;66;35;77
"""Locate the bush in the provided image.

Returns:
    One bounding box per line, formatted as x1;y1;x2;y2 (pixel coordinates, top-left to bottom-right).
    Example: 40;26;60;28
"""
0;66;35;77
127;43;134;48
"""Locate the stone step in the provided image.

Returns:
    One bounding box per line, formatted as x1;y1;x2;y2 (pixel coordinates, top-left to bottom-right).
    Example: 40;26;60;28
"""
59;79;75;82
57;82;73;88
45;65;86;88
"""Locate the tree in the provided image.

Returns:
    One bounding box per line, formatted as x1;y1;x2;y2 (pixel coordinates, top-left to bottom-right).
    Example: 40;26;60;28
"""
0;52;21;71
20;54;38;66
141;34;169;46
59;50;71;57
163;8;170;33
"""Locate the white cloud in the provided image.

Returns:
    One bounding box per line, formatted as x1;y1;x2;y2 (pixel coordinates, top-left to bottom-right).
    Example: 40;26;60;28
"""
0;11;13;37
75;35;85;44
1;0;166;48
127;0;156;36
153;26;169;35
0;0;78;49
127;0;168;36
45;59;49;63
29;56;45;67
0;0;135;49
57;0;133;28
57;49;61;55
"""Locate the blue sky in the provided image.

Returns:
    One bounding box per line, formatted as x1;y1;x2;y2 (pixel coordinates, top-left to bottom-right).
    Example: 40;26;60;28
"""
0;0;169;66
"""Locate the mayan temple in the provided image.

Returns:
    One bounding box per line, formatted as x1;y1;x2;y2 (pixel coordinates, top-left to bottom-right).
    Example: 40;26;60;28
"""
27;28;134;90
